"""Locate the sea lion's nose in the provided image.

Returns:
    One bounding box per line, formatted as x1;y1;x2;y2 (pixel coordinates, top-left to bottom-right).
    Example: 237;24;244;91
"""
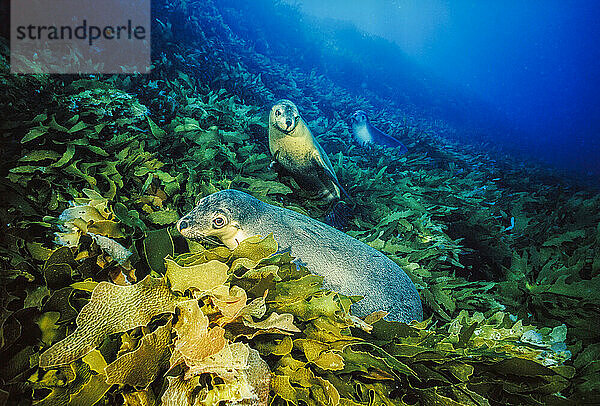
286;119;292;128
177;218;189;232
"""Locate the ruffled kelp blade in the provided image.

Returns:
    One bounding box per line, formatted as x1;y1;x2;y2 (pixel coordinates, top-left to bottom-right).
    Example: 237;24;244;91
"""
39;276;181;368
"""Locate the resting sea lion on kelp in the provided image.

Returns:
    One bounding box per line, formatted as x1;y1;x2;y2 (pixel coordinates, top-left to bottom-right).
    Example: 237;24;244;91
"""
177;189;423;323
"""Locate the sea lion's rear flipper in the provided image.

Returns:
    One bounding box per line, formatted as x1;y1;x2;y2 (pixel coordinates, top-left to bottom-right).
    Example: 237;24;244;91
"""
372;126;409;154
311;147;353;201
324;201;352;230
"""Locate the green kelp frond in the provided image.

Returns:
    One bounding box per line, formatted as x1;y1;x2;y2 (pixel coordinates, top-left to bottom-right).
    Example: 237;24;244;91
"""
65;87;149;121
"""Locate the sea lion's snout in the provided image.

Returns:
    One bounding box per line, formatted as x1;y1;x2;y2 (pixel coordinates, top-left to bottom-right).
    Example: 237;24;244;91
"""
270;99;300;134
351;111;367;124
176;213;212;242
275;113;295;133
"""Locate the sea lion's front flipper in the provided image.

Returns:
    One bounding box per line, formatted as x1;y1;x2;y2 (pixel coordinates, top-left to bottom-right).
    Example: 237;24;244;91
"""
269;150;280;170
311;147;352;201
324;201;352;230
371;126;409;154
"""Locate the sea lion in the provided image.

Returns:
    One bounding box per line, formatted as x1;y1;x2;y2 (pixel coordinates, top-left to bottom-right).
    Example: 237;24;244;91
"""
268;99;350;203
350;110;409;153
177;189;423;323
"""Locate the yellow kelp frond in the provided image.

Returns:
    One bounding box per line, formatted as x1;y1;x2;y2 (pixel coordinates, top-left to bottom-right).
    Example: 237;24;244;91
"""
276;291;345;322
209;285;248;324
271;275;349;322
32;361;92;406
243;312;301;334
165;258;229;294
202;349;270;406
33;350;111;406
39;276;180;368
105;321;173;387
230;233;278;263
160;376;199;406
295;339;345;371
163;348;269;405
171;299;227;365
185;342;250;381
200;373;256;405
69;351;111;406
272;275;325;306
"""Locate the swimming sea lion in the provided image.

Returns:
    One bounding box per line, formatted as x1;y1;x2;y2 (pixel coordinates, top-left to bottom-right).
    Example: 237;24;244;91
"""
350;110;408;153
268;99;350;203
177;189;423;323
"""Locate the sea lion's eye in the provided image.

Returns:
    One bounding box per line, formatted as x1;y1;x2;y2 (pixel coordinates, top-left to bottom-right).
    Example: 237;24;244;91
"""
275;110;281;117
212;215;227;228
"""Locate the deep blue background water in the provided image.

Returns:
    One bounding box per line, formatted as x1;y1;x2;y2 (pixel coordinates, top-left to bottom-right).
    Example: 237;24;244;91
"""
280;0;600;180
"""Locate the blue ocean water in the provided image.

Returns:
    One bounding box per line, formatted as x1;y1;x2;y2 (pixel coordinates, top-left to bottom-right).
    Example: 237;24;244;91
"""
266;0;600;181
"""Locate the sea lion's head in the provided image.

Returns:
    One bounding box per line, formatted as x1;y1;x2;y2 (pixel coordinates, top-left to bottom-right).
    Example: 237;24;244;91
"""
269;99;300;134
177;189;262;249
350;110;368;126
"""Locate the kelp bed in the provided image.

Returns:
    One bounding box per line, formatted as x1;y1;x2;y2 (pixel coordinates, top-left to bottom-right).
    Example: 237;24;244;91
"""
1;0;599;405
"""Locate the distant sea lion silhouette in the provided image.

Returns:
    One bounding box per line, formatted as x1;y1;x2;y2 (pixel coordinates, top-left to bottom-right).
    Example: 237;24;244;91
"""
268;99;351;203
177;189;423;323
350;110;408;153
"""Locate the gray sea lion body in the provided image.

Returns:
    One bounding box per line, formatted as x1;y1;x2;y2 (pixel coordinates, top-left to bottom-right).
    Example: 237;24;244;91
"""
350;110;408;154
177;189;423;323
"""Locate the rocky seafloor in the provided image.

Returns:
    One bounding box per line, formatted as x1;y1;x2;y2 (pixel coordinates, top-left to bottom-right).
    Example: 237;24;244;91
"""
0;1;598;404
